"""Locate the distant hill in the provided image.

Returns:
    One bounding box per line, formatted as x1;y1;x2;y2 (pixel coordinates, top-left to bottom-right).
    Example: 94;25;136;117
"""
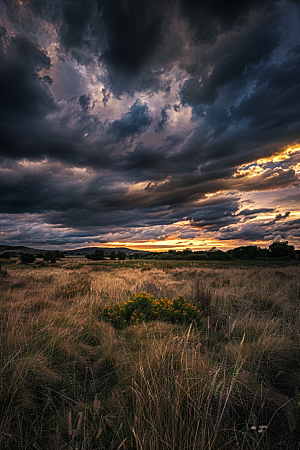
65;247;144;255
0;244;145;255
0;245;44;255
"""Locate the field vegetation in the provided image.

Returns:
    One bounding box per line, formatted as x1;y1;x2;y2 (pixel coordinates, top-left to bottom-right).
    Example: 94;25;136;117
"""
0;258;300;449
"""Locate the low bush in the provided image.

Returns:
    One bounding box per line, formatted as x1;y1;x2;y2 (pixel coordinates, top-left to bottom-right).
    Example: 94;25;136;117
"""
20;252;36;264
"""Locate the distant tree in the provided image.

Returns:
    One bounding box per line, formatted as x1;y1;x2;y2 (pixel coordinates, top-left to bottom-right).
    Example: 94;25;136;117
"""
55;250;65;259
109;251;116;260
43;251;56;263
0;252;11;259
187;252;208;261
227;245;268;260
207;250;232;261
86;249;105;260
158;253;170;260
20;253;36;264
172;254;184;260
269;241;295;258
95;249;104;259
117;251;126;260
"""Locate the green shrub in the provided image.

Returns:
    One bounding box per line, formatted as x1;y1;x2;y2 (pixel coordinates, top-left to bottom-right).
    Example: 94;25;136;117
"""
43;251;56;263
103;291;202;328
20;252;36;264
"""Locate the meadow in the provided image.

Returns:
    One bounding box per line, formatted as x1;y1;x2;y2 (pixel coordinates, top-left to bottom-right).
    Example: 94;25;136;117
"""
0;258;300;449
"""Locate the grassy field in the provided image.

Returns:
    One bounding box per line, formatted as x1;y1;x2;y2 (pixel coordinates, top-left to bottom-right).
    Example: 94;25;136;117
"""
0;258;300;449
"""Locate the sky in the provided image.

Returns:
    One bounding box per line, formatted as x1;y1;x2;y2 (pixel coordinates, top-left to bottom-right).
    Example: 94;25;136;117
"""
0;0;300;251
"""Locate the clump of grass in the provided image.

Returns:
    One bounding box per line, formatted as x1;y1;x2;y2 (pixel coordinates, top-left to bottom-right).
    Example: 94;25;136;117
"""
58;277;91;299
66;263;84;270
134;280;165;298
193;276;212;315
140;265;152;271
103;291;202;328
222;277;230;287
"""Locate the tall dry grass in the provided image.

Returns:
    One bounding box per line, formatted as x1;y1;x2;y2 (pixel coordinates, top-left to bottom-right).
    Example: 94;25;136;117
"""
0;259;299;449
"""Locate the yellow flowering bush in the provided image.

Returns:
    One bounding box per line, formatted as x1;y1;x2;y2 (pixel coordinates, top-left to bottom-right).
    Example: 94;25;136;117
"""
103;291;202;328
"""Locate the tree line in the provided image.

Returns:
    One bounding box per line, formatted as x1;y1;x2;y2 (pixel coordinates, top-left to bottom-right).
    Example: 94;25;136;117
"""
0;241;298;264
140;241;299;261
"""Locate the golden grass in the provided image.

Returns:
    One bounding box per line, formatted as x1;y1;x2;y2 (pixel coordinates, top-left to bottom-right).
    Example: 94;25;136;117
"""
0;259;300;449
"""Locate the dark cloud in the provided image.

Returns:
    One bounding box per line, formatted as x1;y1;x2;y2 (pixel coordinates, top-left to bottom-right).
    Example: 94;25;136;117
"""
10;34;51;69
0;163;85;213
101;88;110;106
42;75;53;85
0;25;6;50
20;0;170;94
178;44;300;176
179;0;276;44
155;104;171;132
229;56;300;138
78;94;93;112
180;12;280;106
0;33;61;163
0;35;53;117
238;208;275;216
59;0;95;52
189;200;241;232
98;0;167;76
109;100;152;142
274;211;291;221
216;215;300;242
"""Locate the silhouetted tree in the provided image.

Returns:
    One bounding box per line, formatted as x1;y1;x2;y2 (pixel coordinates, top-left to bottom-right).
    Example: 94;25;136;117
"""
227;245;268;260
86;249;105;260
269;241;295;258
0;252;11;259
55;250;65;259
43;251;57;263
109;251;116;260
117;251;126;260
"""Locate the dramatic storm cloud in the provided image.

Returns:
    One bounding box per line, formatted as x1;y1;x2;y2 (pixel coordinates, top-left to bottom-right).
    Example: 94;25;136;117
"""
0;0;300;250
